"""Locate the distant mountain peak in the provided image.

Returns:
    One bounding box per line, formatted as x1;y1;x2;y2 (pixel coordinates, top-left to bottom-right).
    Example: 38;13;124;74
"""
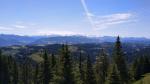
0;34;149;47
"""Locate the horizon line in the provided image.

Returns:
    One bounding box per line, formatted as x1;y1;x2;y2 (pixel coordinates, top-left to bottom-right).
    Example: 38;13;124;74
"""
0;33;149;39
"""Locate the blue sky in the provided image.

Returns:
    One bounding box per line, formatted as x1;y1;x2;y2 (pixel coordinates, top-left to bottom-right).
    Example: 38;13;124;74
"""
0;0;149;38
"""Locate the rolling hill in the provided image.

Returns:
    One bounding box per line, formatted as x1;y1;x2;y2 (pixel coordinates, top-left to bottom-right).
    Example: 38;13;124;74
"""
0;34;150;46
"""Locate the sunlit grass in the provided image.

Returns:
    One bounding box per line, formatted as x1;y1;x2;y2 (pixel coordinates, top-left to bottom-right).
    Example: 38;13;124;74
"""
133;73;150;84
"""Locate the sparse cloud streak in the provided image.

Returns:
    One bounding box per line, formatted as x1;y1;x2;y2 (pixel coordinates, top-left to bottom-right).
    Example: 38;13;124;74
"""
80;0;95;29
80;0;135;30
93;13;135;30
0;26;13;30
37;30;82;36
12;25;26;29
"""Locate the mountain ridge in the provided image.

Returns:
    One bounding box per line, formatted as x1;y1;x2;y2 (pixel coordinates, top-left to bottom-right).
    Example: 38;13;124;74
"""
0;34;149;46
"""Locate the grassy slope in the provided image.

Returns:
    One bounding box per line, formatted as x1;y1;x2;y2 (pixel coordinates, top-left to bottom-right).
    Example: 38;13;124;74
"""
133;73;150;84
30;53;43;63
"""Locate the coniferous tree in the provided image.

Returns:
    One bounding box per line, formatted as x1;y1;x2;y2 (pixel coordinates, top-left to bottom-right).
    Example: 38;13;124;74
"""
0;51;11;84
51;53;56;82
7;56;14;84
79;51;85;80
78;50;85;84
131;56;150;80
43;50;52;84
85;55;96;84
95;48;109;84
1;35;150;84
141;55;150;75
61;44;75;84
3;57;10;84
34;63;40;84
107;63;121;84
51;53;56;68
22;58;33;84
0;49;3;83
12;60;19;84
131;58;139;80
53;44;65;84
113;36;129;84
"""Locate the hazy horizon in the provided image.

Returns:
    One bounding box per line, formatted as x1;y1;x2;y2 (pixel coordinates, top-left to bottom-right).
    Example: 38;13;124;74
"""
0;0;149;38
0;33;150;39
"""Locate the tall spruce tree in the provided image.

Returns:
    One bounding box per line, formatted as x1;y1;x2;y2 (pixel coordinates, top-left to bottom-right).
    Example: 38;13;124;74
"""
12;60;19;84
85;55;96;84
95;48;109;84
79;50;85;84
131;56;150;80
53;44;65;84
22;58;33;84
61;44;75;84
51;53;56;68
0;49;3;83
43;50;52;84
34;63;40;84
131;58;140;80
0;51;11;84
113;36;129;84
51;53;56;82
107;63;121;84
141;55;150;75
3;57;10;84
7;56;14;84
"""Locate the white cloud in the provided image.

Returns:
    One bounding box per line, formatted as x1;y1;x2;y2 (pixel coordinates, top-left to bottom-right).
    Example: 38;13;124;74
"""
0;26;13;30
36;30;80;36
93;13;134;30
102;13;132;20
87;12;95;17
16;21;24;24
85;12;135;30
0;22;83;36
80;0;135;30
12;25;26;29
81;0;95;28
12;21;37;29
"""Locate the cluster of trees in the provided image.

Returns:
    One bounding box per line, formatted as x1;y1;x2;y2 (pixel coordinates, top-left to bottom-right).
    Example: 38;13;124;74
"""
0;36;150;84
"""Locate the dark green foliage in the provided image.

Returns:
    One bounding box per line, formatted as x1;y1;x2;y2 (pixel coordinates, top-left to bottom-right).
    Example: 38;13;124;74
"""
131;58;140;80
12;60;19;84
79;51;85;83
22;58;33;84
95;48;109;84
3;57;11;84
61;45;75;84
34;63;40;84
107;64;121;84
0;37;150;84
85;55;96;84
131;56;150;80
113;36;129;83
0;52;12;84
0;50;3;83
43;50;52;84
141;56;150;75
51;53;56;68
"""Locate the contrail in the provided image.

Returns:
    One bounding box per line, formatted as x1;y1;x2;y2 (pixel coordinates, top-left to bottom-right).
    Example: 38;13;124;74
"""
80;0;95;29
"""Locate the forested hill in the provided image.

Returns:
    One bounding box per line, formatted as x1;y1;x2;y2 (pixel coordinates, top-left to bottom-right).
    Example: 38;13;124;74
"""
0;34;150;46
0;36;150;84
1;42;150;63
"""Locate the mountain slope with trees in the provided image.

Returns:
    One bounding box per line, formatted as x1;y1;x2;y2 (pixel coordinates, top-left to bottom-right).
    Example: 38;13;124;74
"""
0;34;150;46
0;37;150;84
